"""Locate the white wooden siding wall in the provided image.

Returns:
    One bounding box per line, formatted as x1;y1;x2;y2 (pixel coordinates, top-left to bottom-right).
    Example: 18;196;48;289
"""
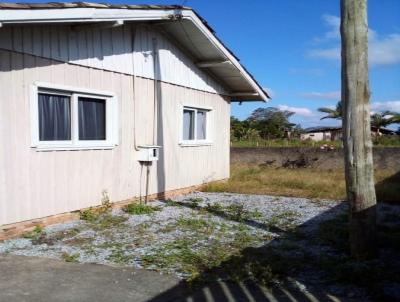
0;49;230;226
0;24;226;94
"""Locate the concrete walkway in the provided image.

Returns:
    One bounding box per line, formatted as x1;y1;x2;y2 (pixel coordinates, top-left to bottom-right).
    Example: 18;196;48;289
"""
0;254;187;302
0;254;348;302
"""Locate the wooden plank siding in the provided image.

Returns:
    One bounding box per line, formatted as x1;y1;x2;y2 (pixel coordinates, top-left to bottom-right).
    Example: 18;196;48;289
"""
0;48;230;226
0;24;226;94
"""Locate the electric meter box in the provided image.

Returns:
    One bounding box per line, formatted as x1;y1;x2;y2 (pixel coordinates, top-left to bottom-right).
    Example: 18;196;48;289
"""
137;145;161;162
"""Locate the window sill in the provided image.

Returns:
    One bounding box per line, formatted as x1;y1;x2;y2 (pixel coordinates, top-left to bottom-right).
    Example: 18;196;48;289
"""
32;144;117;151
179;141;212;147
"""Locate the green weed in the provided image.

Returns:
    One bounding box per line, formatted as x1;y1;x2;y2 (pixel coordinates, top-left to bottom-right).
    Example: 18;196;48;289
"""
61;252;80;263
22;226;44;240
123;203;161;215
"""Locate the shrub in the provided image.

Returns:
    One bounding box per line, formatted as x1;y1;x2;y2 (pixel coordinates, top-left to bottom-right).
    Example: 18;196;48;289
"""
123;203;161;215
22;226;44;240
61;252;80;263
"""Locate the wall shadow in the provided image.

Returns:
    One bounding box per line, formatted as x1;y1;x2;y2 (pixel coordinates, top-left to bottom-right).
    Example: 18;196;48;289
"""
154;37;166;198
375;171;400;203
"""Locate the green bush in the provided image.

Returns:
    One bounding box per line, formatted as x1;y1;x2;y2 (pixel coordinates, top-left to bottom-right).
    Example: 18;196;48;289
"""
122;203;161;215
22;226;44;240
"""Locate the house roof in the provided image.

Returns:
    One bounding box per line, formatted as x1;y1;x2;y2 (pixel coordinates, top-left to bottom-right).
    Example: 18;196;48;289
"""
305;126;397;135
304;126;342;133
0;2;270;101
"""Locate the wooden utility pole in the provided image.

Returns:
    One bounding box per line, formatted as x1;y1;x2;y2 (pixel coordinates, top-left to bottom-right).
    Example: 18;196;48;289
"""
341;0;377;259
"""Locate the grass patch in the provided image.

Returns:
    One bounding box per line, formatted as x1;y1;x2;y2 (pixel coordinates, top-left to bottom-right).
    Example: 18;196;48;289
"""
89;214;128;231
205;202;264;223
266;210;300;231
80;196;112;222
141;221;266;284
64;237;94;247
202;163;398;201
22;226;44;240
61;252;80;263
107;247;134;264
52;228;81;241
316;213;349;252
123;203;162;215
187;197;204;208
164;199;180;207
141;235;258;283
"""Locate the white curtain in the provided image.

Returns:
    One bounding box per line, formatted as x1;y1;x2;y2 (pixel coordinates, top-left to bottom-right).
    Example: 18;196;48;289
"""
38;93;71;141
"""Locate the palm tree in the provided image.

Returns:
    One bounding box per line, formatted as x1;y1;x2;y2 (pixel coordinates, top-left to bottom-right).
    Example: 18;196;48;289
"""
318;101;342;120
370;111;396;135
387;111;400;124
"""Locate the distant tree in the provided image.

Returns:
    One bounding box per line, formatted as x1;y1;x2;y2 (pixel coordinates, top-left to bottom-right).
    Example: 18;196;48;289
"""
318;101;343;120
387;111;400;124
230;116;243;141
230;116;252;141
242;128;261;141
291;124;304;138
247;107;295;139
370;112;396;135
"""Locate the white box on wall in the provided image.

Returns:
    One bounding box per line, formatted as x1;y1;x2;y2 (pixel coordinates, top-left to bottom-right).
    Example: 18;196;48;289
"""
137;145;161;162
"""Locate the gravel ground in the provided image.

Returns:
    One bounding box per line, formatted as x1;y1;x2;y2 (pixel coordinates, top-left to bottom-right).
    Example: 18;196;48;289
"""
1;192;399;301
0;193;340;265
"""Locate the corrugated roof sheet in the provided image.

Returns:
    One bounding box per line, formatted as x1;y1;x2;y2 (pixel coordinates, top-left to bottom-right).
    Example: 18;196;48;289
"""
304;126;342;133
0;2;270;100
0;2;190;10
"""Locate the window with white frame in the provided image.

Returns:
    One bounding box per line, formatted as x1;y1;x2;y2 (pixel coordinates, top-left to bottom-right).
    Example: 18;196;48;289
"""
181;106;211;144
31;83;118;150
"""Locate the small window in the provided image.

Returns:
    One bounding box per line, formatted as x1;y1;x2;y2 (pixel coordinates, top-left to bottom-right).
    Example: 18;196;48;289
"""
31;83;118;150
181;106;210;144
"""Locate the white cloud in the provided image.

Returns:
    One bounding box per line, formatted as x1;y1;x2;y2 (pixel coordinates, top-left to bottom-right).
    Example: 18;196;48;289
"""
371;100;400;112
301;91;341;100
369;33;400;66
308;15;400;66
278;105;314;117
322;15;340;40
308;47;340;60
263;87;275;98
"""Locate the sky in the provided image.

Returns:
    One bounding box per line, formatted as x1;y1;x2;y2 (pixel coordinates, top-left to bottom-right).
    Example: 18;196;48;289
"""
8;0;400;128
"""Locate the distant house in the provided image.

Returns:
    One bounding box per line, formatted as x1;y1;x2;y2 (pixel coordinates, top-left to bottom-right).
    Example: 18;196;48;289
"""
301;126;396;142
0;3;269;230
301;126;342;142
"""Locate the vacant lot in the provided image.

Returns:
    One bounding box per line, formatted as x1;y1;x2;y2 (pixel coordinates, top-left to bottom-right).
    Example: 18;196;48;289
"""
203;163;399;201
1;192;399;301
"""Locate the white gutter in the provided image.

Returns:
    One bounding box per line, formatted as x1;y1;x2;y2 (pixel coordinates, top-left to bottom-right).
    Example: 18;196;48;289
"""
0;7;268;101
0;8;176;23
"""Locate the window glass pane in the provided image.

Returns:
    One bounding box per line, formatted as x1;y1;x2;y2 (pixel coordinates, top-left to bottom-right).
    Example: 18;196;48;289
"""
38;93;71;141
78;97;106;140
196;110;207;140
183;109;194;140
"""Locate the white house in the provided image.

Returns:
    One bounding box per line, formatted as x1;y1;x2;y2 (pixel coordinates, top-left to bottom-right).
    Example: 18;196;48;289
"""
300;127;342;142
0;3;269;231
301;126;396;142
